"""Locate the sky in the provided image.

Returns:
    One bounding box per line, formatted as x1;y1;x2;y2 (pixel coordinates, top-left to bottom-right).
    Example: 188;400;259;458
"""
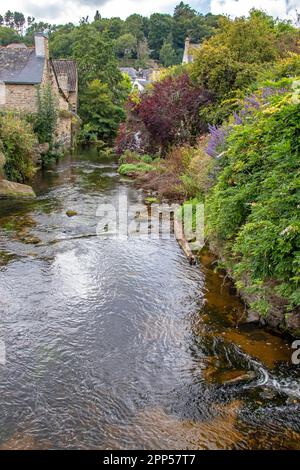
0;0;299;25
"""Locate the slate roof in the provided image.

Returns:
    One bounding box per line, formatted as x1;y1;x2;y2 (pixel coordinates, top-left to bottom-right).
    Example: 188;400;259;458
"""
0;46;45;84
119;67;137;80
51;59;77;92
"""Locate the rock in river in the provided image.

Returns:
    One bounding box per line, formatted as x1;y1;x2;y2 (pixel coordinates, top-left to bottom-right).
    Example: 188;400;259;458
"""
0;180;36;199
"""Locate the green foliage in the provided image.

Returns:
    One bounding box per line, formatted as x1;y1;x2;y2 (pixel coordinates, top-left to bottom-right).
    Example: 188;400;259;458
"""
0;113;37;182
216;11;279;64
70;24;131;142
49;25;76;58
72;25;121;88
34;83;58;147
159;37;178;67
79;79;129;143
0;25;20;45
118;162;155;176
206;91;300;312
190;10;299;124
119;150;158;165
115;33;137;59
148;13;173;60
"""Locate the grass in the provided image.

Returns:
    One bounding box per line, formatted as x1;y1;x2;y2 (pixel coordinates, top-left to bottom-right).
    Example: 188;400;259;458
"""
118;163;155;176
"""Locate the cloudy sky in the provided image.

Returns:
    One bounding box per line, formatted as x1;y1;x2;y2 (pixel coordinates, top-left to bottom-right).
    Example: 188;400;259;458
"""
1;0;299;24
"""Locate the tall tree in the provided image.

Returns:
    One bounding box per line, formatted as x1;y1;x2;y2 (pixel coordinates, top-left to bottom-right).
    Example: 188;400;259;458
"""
4;11;14;28
0;26;20;45
148;13;173;59
94;10;101;22
13;12;25;33
124;14;145;42
174;2;197;20
115;33;137;59
159;37;177;67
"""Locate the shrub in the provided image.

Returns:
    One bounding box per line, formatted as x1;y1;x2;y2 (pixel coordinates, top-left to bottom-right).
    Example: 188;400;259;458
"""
0;113;37;183
206;87;300;312
34;83;58;146
116;73;211;155
118;162;155;176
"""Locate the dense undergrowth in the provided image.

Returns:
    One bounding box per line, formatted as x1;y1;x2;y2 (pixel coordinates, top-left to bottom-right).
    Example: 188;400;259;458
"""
116;10;300;332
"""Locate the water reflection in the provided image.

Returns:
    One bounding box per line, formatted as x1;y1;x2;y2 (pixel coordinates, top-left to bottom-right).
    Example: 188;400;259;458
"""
0;148;299;450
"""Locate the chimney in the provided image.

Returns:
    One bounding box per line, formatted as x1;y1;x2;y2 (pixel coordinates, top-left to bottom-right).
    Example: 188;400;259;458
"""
34;33;49;59
185;37;191;48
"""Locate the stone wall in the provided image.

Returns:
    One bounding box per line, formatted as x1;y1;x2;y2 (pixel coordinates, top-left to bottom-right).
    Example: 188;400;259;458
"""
56;115;72;147
4;84;38;112
69;91;78;113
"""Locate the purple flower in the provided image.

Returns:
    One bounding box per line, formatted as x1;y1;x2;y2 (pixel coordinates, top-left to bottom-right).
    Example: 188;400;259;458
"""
206;124;229;157
233;112;243;125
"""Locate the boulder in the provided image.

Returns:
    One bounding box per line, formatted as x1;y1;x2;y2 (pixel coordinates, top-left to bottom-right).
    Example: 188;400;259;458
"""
0;180;36;199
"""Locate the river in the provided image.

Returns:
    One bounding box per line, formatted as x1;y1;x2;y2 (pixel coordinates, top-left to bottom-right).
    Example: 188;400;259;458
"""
0;148;299;450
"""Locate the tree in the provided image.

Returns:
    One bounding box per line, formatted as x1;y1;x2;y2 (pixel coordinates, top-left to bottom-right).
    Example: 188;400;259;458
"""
72;25;131;142
13;12;25;34
34;83;58;147
72;25;122;88
120;73;211;152
124;14;145;42
0;26;20;45
215;11;279;64
4;11;14;28
148;13;173;59
27;16;35;28
24;21;54;45
94;10;101;22
80;79;127;142
159;38;177;67
174;2;197;20
0;113;37;182
137;38;150;66
92;17;124;40
49;25;76;58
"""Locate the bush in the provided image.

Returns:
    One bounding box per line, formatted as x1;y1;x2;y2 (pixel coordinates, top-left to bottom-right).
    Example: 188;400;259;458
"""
116;73;211;155
206;87;300;313
34;83;58;146
0;113;37;183
118;162;155;176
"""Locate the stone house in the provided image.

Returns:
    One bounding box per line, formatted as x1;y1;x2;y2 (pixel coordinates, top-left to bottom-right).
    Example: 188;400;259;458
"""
0;33;78;148
182;37;201;64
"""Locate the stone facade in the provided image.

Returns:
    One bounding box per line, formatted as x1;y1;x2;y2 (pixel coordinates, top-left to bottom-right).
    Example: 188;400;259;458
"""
182;37;201;64
4;83;39;111
0;34;78;149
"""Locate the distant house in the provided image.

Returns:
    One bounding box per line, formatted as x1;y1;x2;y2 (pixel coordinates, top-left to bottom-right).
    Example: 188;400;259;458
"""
119;66;154;93
0;33;78;148
182;37;201;64
119;67;138;81
133;78;150;93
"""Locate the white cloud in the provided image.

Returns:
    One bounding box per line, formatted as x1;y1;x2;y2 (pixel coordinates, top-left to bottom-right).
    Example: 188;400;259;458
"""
0;0;179;23
211;0;300;20
1;0;299;24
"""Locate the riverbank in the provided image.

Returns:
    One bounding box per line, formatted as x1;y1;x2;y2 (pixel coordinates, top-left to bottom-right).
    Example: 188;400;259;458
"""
117;151;300;339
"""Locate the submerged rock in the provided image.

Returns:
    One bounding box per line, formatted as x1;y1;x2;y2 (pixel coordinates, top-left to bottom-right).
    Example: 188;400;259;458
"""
0;180;36;199
66;210;78;217
21;236;41;245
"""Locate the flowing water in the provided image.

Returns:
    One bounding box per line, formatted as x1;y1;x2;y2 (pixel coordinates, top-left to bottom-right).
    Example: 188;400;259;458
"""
0;148;299;450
